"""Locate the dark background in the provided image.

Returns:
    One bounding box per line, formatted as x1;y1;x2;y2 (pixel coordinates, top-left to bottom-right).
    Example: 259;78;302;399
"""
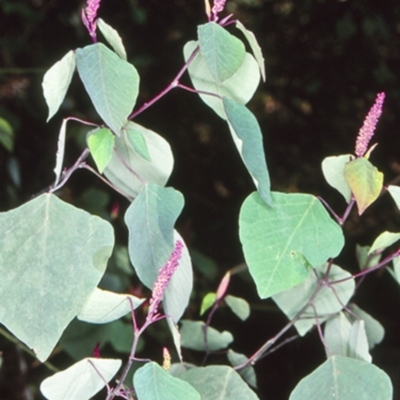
1;0;400;399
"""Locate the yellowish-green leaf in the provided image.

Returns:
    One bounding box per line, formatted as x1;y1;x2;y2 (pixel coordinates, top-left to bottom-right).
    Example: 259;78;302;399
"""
344;158;383;215
87;127;115;173
200;292;216;316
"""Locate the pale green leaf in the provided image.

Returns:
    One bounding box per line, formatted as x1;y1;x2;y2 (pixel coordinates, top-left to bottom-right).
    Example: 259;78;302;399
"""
387;185;400;210
40;358;121;400
77;288;145;324
239;192;345;299
325;313;371;362
200;293;217;316
289;356;392;400
198;22;245;82
181;366;259;400
321;154;352;203
224;295;250;321
126;127;151;161
0;117;14;152
273;264;355;336
235;20;265;81
0;194;114;361
184;41;260;119
227;350;257;389
369;231;400;254
87;127;115;173
163;231;193;323
167;317;183;362
355;244;381;270
344;157;383;215
76;43;139;135
42;50;76;122
125;184;184;288
97;18;127;60
180;320;233;351
104;121;173;198
348;304;385;350
134;362;201;400
224;98;272;206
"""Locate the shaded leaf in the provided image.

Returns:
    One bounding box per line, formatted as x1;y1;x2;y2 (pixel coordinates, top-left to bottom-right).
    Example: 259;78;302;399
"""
355;244;381;271
104;121;173;198
180;320;233;351
239;192;344;299
126;127;151;161
387;185;400;210
273;264;355;336
224;295;250;321
227;350;257;389
182;366;259;400
0;117;14;152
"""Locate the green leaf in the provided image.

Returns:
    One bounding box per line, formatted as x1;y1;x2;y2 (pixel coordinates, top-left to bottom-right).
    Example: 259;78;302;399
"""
235;20;265;81
239;192;345;299
324;313;371;362
125;184;184;288
104;121;173;198
76;43;139;135
77;288;145;324
273;263;355;336
60;319;136;359
227;350;257;389
344;157;383;215
97;18;127;60
200;292;217;316
0;194;114;361
368;231;400;254
289;356;392;400
183;41;260;119
224;295;250;321
355;244;381;271
180;320;233;351
321;154;353;203
223;98;272;206
348;304;384;350
126;127;151;161
0;117;14;152
134;362;201;400
163;231;193;323
198;22;245;82
87;127;115;173
42;50;76;122
181;366;259;400
387;185;400;210
40;358;121;400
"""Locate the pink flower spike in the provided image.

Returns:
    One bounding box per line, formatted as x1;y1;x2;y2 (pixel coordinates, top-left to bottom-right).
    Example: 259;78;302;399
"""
212;0;227;21
82;0;101;42
147;240;184;320
355;92;385;158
